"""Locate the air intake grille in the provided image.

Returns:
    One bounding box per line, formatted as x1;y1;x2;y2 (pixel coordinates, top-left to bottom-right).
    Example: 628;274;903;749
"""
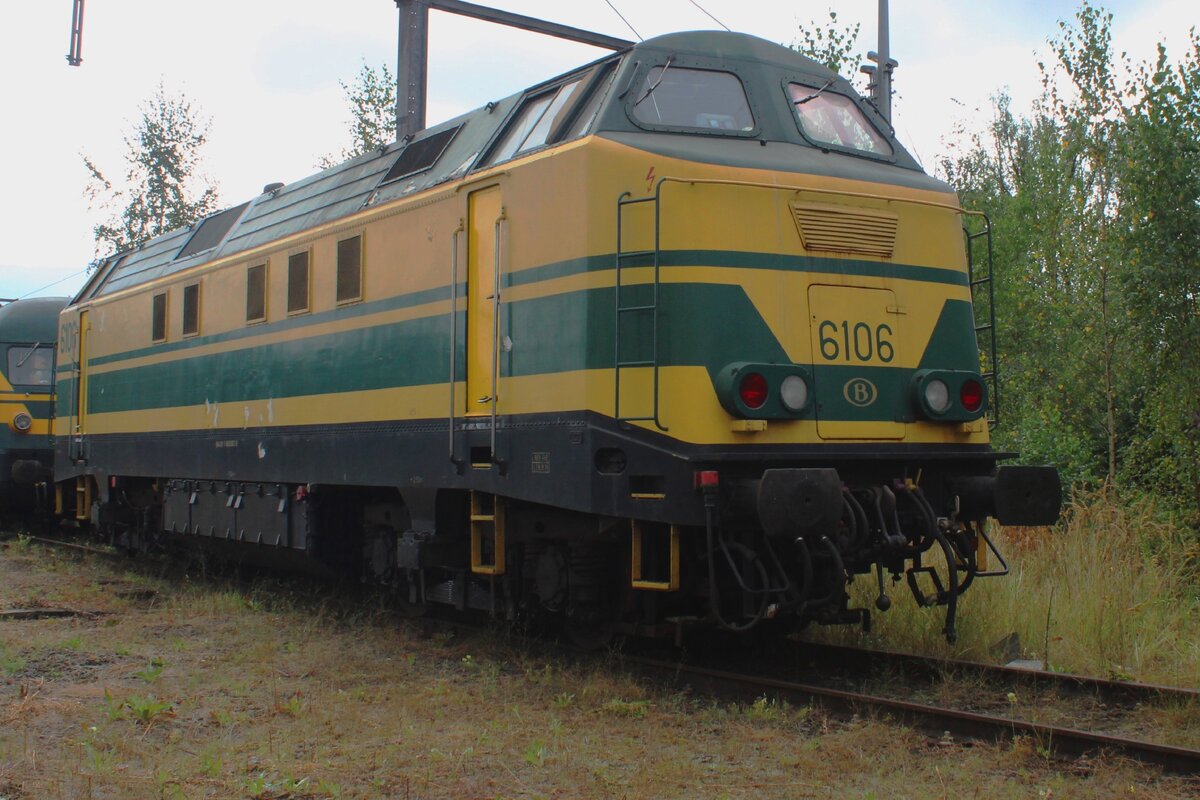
790;202;898;258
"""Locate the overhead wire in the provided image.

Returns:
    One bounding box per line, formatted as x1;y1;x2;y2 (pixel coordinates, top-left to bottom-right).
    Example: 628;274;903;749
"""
16;268;87;300
602;0;642;41
687;0;731;32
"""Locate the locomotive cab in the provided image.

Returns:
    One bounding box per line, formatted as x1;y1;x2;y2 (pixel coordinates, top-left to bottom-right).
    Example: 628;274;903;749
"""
0;297;68;517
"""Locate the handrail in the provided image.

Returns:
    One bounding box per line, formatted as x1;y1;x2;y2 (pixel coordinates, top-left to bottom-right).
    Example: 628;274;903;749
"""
490;211;506;460
448;221;463;464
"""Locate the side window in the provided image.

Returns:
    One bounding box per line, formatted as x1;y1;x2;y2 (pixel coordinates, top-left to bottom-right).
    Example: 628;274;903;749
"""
287;251;310;314
7;346;53;387
485;77;584;166
563;62;619;139
182;282;200;337
246;263;267;323
152;292;167;342
629;66;754;132
336;235;362;304
788;83;893;157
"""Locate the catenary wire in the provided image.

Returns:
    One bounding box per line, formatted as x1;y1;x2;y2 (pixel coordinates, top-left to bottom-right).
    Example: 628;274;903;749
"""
602;0;643;41
687;0;731;31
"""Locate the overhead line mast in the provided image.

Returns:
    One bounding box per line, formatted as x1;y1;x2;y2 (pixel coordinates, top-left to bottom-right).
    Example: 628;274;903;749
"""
66;0;85;66
392;0;632;139
861;0;897;124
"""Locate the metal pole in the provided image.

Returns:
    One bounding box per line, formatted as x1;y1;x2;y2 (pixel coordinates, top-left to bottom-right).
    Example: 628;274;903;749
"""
395;0;429;139
877;0;892;123
67;0;85;66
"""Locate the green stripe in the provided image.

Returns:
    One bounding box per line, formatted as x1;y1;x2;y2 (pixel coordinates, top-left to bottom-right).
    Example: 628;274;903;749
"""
81;285;978;425
85;282;459;369
502;250;966;289
79;249;965;372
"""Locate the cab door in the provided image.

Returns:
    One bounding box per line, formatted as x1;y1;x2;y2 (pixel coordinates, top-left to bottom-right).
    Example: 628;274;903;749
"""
69;309;89;462
466;186;504;417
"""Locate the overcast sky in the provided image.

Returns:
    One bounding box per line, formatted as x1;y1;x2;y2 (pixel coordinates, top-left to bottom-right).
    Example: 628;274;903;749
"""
0;0;1193;300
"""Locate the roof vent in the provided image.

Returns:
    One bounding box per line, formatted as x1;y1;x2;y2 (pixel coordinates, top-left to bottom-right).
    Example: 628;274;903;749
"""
262;182;284;194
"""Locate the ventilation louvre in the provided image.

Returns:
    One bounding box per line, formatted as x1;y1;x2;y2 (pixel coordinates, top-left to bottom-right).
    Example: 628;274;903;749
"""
790;202;898;258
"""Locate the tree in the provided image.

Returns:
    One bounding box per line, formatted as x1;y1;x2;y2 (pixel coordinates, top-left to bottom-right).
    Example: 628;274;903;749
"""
1116;31;1200;515
939;4;1200;525
319;62;397;169
791;10;862;76
83;84;220;259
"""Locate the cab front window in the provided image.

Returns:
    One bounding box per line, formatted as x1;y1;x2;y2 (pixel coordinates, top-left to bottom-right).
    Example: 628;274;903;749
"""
7;345;53;387
788;82;893;157
629;65;754;133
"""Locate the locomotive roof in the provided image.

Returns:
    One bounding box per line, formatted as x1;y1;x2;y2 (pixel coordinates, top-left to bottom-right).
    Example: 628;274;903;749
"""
74;29;928;304
0;297;70;342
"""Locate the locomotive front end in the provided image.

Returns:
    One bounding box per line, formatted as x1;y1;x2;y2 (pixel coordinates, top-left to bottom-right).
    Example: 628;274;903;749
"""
579;32;1063;639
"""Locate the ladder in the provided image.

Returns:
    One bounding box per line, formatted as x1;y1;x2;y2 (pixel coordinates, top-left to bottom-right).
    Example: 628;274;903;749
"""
966;216;999;428
469;491;505;575
614;191;667;431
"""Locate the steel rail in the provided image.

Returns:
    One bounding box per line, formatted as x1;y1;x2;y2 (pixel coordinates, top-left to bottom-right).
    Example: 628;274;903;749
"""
788;641;1200;707
21;534;122;559
624;655;1200;775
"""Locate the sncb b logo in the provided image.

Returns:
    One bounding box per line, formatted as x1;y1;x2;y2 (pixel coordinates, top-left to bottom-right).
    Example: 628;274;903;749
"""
843;378;878;407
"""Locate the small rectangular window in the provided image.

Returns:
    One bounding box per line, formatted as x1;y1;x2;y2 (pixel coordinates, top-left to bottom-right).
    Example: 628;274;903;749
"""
246;263;267;322
182;283;200;336
336;235;362;303
287;251;310;314
152;292;167;342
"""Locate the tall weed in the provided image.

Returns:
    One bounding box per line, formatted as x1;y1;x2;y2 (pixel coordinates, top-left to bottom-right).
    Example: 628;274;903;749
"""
821;492;1200;686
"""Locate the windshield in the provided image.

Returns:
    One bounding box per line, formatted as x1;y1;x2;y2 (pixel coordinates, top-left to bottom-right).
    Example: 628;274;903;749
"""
7;345;53;387
788;83;893;157
630;66;754;132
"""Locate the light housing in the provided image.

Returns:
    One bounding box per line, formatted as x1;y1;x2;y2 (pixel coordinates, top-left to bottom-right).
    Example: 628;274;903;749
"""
911;370;988;421
10;412;33;433
716;362;813;419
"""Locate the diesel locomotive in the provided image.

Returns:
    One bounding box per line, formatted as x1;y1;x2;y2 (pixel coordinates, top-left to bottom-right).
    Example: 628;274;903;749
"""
0;297;68;519
53;31;1061;643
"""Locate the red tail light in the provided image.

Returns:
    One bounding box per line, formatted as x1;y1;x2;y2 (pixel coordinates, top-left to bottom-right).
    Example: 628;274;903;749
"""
739;373;768;409
960;379;984;413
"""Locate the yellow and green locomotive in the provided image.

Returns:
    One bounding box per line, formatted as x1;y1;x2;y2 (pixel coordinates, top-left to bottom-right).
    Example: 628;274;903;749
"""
0;296;67;518
54;32;1060;641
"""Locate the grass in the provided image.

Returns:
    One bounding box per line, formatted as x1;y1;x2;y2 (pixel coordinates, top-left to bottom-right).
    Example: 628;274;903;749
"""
814;491;1200;686
0;507;1197;798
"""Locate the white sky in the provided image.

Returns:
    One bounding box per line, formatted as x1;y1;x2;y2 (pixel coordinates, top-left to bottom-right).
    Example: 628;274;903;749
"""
0;0;1194;299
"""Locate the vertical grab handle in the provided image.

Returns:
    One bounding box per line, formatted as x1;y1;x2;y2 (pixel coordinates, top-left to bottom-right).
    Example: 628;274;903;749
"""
490;211;506;460
449;221;463;464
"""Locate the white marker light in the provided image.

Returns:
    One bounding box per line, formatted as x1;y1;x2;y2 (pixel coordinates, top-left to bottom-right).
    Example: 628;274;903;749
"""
780;374;808;412
924;379;950;414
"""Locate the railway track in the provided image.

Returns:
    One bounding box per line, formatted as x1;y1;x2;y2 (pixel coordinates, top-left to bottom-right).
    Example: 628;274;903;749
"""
11;532;1198;775
623;653;1200;775
786;640;1200;707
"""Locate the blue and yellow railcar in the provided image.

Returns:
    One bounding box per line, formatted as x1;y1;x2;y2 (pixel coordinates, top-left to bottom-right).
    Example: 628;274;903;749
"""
54;32;1059;641
0;296;68;516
